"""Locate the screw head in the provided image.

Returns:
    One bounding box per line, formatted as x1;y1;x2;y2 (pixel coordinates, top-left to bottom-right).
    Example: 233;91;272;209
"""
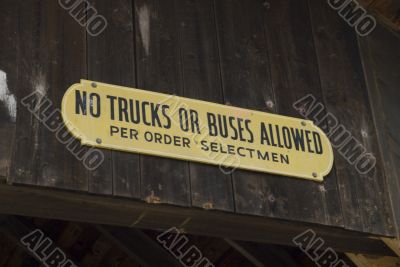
96;138;102;144
91;82;97;88
312;172;318;178
301;121;307;126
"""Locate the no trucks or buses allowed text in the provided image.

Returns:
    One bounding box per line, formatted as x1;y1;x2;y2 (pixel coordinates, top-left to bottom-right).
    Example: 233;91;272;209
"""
61;80;334;181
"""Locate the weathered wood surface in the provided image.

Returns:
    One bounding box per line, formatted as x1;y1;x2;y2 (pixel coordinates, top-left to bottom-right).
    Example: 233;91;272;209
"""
0;184;395;256
0;0;18;179
0;0;398;236
178;0;234;212
310;0;394;235
263;0;342;225
358;24;400;236
9;0;88;191
88;0;140;197
134;0;191;206
359;0;400;31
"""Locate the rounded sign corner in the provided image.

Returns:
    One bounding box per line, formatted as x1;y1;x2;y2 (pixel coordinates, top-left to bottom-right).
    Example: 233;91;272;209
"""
61;80;335;182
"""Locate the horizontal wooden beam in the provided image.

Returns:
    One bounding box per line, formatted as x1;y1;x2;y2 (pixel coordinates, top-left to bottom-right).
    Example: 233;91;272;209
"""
0;184;395;256
346;253;400;267
382;238;400;257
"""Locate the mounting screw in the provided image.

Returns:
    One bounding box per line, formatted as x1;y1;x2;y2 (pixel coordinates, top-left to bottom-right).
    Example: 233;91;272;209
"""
96;138;102;144
266;100;274;109
312;172;318;178
301;121;307;126
91;82;97;88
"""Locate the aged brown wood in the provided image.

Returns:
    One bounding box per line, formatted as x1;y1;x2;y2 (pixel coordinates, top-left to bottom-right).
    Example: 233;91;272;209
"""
88;0;140;197
360;0;400;31
176;0;234;211
0;124;14;179
1;0;398;240
309;0;395;235
10;0;88;191
9;0;41;185
134;0;190;206
358;23;400;236
37;0;88;191
213;0;342;226
264;0;343;225
0;0;18;180
0;184;395;256
214;0;277;217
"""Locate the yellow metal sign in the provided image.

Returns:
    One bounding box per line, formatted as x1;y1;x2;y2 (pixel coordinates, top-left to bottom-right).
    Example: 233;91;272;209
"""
62;80;334;181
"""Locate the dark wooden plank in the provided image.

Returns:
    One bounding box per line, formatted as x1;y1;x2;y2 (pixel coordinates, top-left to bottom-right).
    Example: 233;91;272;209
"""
9;0;41;185
176;0;234;211
263;0;343;225
360;0;400;31
0;184;394;256
0;0;18;179
134;0;190;206
0;124;14;179
0;124;15;179
88;0;140;197
358;23;400;235
36;0;88;191
10;0;88;191
309;0;395;235
215;0;342;226
214;0;277;218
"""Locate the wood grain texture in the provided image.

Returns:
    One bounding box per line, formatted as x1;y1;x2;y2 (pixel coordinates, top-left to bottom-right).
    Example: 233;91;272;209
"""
134;0;190;206
214;0;277;218
358;23;400;236
88;0;140;197
10;0;88;191
0;0;18;179
176;0;234;211
9;0;41;185
0;1;18;179
309;0;394;235
1;0;398;237
214;0;342;226
360;0;400;30
36;0;88;191
263;0;343;225
0;184;395;255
